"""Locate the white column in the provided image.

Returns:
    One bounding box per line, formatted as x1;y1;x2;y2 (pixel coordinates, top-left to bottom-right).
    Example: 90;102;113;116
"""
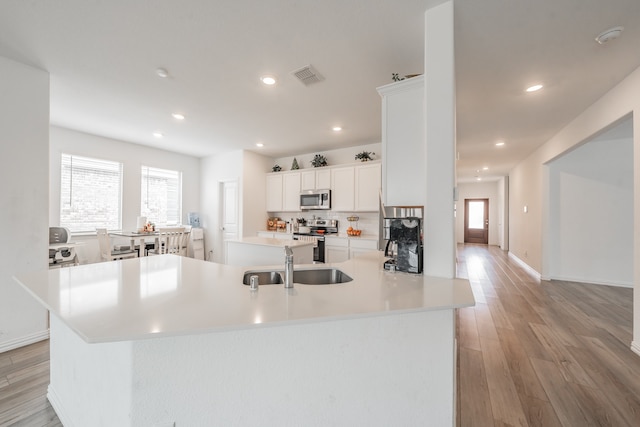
424;1;456;278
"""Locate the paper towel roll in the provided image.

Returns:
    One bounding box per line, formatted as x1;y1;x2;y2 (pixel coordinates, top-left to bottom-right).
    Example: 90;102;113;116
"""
137;216;147;232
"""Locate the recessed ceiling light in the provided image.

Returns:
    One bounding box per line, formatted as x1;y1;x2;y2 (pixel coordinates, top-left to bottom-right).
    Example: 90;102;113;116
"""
260;75;277;85
495;141;505;147
332;126;342;132
172;113;185;120
476;177;482;181
526;84;543;92
153;131;164;138
156;68;169;78
256;142;264;147
595;26;624;45
483;166;489;170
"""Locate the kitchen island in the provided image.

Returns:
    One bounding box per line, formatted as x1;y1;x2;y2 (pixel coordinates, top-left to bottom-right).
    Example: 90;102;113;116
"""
14;252;474;426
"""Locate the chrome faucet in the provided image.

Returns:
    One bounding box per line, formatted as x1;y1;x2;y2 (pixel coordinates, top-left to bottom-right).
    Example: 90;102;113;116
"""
284;245;294;288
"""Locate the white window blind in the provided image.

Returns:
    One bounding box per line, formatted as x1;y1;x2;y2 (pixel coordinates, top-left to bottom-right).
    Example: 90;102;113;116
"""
60;153;123;232
141;166;182;226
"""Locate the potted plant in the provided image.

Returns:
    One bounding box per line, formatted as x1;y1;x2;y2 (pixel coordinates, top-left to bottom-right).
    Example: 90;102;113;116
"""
310;154;328;168
291;158;300;170
355;151;375;162
272;164;282;172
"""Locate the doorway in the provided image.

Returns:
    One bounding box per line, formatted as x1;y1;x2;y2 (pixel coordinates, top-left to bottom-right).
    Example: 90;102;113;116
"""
464;198;488;244
219;179;239;263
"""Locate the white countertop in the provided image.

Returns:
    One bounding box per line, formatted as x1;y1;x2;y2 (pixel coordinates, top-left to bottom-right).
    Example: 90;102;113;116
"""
14;252;474;344
227;236;313;247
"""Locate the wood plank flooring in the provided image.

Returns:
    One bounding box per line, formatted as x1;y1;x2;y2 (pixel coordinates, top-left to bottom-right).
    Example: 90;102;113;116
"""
0;340;61;427
1;243;639;426
457;243;640;427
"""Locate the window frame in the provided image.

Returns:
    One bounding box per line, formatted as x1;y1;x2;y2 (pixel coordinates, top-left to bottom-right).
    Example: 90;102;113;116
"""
59;153;124;233
140;165;183;226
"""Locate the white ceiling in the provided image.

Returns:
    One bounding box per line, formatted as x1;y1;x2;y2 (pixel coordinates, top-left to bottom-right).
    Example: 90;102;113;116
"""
1;0;639;182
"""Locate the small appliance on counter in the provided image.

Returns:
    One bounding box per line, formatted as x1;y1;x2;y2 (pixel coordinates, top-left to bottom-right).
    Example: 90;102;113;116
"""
380;205;423;274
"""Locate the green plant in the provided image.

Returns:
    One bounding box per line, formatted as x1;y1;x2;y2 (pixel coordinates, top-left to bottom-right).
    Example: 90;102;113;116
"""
310;154;328;168
291;158;300;170
355;151;375;161
272;164;282;172
392;73;405;82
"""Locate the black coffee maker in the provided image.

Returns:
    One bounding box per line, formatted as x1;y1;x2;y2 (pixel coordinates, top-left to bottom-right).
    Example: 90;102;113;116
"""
383;217;422;273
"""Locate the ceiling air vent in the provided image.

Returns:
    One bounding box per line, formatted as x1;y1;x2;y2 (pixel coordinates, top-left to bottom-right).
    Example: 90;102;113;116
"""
291;64;324;86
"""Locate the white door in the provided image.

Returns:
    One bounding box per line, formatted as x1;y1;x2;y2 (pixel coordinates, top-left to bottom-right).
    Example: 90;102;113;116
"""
220;180;239;262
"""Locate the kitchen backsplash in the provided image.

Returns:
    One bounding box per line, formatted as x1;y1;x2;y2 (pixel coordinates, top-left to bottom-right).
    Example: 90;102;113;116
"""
269;211;379;236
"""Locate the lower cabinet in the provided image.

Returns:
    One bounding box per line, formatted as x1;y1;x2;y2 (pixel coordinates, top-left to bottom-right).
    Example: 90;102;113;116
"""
325;236;378;263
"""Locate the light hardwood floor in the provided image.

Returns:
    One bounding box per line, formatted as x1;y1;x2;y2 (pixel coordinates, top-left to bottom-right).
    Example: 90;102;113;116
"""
0;340;60;426
457;243;640;427
2;244;639;426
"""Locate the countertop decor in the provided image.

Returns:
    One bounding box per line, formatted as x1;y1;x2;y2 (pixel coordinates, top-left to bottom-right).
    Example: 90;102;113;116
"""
310;154;328;167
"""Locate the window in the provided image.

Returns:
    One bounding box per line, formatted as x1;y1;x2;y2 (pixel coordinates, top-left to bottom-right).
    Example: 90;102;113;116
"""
141;166;182;226
60;154;123;232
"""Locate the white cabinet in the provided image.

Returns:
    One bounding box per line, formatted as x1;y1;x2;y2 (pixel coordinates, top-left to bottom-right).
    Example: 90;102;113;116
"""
266;172;300;212
325;236;349;263
325;236;378;263
348;238;378;259
283;172;301;211
266;174;283;212
377;76;425;206
354;163;381;211
330;167;355;211
301;169;331;190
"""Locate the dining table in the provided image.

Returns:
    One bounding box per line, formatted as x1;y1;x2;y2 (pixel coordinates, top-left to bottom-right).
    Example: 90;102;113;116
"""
109;231;158;257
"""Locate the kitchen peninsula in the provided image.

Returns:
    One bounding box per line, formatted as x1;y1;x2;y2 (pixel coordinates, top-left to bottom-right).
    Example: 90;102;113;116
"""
14;253;474;426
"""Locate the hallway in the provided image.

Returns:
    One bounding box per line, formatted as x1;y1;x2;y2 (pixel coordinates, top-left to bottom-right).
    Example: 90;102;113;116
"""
456;244;640;426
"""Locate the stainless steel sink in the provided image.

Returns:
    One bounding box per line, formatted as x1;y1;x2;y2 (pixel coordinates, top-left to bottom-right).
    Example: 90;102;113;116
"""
242;268;352;285
242;270;283;285
292;268;353;284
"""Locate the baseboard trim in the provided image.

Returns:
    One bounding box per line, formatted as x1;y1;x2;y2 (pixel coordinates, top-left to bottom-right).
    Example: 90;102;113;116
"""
545;275;633;288
507;252;541;280
48;385;73;427
631;341;640;358
0;329;49;353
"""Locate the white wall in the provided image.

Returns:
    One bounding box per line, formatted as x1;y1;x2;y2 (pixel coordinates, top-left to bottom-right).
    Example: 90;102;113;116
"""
547;133;633;287
455;181;500;246
273;143;381;172
508;64;640;353
49;126;201;264
200;150;273;263
0;56;50;352
242;151;274;238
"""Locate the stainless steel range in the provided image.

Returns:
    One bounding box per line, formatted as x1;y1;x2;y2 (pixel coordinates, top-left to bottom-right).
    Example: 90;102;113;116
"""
293;219;338;263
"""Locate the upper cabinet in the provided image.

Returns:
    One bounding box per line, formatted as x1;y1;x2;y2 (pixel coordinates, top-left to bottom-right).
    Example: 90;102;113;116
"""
266;161;381;213
282;172;301;211
330;166;355;211
301;169;331;191
377;76;425;206
354;163;381;211
266;174;283;212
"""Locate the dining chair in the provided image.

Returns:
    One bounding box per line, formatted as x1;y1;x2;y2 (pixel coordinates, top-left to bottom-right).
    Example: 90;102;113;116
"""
96;228;138;261
148;227;185;255
179;225;192;256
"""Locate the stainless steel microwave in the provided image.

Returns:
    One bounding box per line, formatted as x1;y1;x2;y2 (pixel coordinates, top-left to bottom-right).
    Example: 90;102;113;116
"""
300;189;331;210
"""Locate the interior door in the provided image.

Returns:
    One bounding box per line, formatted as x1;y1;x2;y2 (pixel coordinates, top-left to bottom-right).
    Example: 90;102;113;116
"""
464;198;489;244
220;180;239;262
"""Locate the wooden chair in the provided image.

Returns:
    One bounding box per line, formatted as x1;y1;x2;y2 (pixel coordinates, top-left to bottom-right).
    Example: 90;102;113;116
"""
96;228;138;261
148;227;185;255
179;225;191;256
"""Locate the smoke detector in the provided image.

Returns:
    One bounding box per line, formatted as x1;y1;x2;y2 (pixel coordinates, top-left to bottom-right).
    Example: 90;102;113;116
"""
595;26;624;45
291;64;324;86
